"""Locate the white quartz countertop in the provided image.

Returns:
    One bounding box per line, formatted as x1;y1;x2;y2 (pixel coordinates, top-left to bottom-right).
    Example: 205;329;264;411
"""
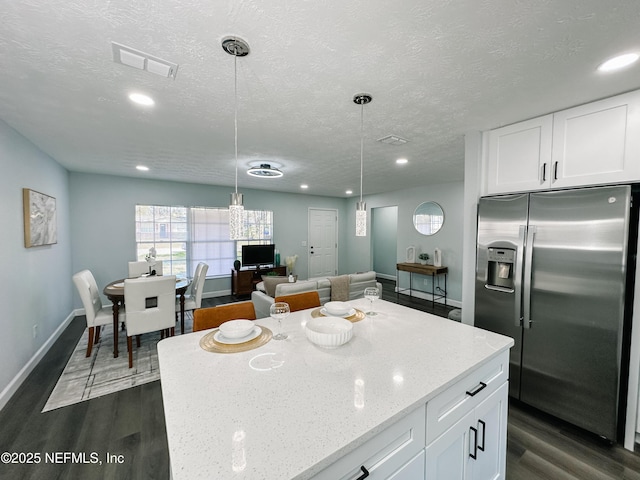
158;299;513;480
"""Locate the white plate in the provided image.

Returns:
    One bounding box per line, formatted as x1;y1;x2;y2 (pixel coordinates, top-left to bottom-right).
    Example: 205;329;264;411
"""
320;307;356;318
214;326;262;345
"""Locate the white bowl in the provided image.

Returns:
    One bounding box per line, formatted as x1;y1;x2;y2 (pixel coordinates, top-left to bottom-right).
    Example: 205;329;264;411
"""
324;301;351;316
219;319;255;339
305;317;353;348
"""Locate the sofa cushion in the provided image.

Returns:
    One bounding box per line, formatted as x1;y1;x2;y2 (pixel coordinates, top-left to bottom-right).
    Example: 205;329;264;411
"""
274;279;317;297
262;276;293;297
348;271;379;299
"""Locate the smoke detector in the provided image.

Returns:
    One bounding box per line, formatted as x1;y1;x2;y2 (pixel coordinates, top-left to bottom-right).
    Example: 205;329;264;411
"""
247;163;284;178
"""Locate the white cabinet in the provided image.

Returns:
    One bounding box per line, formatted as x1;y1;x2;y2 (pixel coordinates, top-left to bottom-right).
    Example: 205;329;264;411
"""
485;89;640;195
311;406;426;480
551;90;640;188
486;115;553;194
425;383;508;480
425;351;509;480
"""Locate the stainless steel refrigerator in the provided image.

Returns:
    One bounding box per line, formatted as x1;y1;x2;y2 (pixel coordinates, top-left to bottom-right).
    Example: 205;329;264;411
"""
475;185;634;441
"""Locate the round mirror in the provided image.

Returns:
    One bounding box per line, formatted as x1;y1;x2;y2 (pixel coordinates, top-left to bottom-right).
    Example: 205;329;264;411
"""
413;202;444;236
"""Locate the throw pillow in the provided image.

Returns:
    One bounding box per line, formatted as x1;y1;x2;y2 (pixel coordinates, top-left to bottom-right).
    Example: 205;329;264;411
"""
262;276;293;297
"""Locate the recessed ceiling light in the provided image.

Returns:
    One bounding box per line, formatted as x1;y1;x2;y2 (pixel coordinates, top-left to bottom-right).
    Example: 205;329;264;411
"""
136;165;149;171
396;158;408;165
300;184;308;189
128;92;155;106
597;53;639;72
346;190;353;195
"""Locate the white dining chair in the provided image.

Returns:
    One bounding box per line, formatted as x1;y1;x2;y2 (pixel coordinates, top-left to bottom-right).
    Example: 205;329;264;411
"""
176;263;208;330
73;270;123;357
124;275;176;368
128;260;163;277
128;261;148;278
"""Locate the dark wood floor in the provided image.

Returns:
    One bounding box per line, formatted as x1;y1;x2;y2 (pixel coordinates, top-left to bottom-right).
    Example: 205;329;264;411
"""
1;280;638;479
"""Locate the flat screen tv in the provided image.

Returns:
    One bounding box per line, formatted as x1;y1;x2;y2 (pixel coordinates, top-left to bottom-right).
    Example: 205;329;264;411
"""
242;244;275;268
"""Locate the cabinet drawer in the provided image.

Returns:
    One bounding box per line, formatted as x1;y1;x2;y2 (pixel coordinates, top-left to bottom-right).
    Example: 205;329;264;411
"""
311;406;426;480
426;351;508;444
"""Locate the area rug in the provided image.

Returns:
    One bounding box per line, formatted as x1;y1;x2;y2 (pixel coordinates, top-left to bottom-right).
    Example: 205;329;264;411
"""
42;312;194;412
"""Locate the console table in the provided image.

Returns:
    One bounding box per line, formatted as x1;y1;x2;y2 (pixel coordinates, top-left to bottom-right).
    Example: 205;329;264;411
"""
231;266;286;297
396;262;448;307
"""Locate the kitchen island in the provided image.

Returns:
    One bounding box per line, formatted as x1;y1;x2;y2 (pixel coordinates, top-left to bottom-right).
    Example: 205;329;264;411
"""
158;299;513;479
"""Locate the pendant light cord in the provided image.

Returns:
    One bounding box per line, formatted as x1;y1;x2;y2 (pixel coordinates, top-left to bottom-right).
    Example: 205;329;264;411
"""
234;52;239;195
359;101;364;203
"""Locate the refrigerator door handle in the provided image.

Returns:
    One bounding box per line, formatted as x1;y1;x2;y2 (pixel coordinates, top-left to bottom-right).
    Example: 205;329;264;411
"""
523;225;536;329
514;225;526;326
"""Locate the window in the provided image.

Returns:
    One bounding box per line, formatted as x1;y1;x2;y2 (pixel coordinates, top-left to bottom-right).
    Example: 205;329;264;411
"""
135;205;273;277
135;206;188;276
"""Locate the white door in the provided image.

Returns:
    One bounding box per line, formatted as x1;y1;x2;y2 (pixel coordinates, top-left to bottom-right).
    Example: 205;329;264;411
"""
308;208;337;278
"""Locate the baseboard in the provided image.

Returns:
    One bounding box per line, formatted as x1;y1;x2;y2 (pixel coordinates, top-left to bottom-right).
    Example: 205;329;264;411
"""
202;289;232;299
394;287;462;309
376;273;396;281
0;309;78;412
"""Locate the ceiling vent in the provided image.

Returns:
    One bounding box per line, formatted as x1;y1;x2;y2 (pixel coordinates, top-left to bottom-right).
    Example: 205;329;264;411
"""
112;42;179;79
377;135;409;146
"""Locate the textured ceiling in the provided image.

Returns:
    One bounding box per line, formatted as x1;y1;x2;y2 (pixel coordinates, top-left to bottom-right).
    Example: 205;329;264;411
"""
1;0;639;197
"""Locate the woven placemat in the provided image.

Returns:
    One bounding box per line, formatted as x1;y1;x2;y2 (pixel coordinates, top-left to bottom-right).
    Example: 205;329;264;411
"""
200;326;273;354
310;307;366;323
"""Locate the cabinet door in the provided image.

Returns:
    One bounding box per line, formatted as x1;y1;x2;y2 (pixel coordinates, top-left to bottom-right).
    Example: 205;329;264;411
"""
469;382;508;480
387;450;425;480
486;115;553;194
425;409;474;480
552;90;640;188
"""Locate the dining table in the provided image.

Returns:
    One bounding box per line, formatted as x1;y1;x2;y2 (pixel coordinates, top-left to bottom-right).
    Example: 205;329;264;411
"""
103;275;191;358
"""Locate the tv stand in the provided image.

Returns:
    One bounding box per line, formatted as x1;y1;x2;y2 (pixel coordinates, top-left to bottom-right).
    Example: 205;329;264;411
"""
231;265;286;297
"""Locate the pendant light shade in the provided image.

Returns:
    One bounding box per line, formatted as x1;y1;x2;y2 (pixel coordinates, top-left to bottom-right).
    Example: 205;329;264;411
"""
353;93;372;237
223;37;250;240
229;192;244;240
356;201;367;237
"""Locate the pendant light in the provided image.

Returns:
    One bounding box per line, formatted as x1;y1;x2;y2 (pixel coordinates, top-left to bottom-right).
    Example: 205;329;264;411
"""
353;93;372;237
223;36;250;240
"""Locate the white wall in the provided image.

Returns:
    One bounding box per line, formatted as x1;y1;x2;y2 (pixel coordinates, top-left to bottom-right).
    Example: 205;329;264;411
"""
372;206;398;278
0;119;73;409
345;181;465;305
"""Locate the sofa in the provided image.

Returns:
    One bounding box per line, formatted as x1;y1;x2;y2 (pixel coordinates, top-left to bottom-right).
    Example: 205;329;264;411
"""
251;271;382;319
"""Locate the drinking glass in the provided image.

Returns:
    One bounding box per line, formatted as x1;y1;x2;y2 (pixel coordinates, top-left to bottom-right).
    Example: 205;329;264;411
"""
270;302;290;340
364;287;379;316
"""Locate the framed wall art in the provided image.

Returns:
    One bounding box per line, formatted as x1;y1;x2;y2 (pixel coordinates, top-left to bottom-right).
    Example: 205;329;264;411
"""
23;188;57;248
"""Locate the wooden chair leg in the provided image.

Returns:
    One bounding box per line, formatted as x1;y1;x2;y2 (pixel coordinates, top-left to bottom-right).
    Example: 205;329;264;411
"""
86;327;95;357
95;325;102;344
136;335;141;348
170;327;175;337
161;330;165;340
127;336;133;368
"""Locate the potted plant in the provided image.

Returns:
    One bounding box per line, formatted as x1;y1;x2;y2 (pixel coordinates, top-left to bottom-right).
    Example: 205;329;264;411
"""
418;253;430;265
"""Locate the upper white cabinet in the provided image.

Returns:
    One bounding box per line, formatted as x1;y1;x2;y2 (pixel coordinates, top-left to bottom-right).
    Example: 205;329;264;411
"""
552;91;640;188
486;115;553;194
485;89;640;195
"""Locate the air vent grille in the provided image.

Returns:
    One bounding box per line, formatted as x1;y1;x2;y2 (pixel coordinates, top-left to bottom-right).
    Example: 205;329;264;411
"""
377;135;409;145
112;42;178;79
